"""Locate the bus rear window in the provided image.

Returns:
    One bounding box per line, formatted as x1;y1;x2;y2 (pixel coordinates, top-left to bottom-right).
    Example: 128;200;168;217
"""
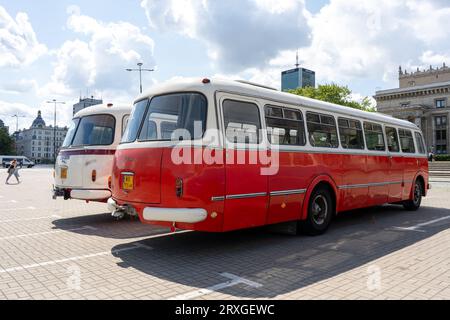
62;118;80;148
138;93;207;141
71;115;115;147
122;99;148;143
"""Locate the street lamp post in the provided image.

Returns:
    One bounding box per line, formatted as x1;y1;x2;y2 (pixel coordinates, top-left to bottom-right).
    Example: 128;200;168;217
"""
46;99;65;167
126;62;154;94
11;114;26;155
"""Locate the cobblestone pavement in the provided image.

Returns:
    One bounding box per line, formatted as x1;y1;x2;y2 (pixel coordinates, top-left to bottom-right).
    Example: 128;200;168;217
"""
0;168;449;300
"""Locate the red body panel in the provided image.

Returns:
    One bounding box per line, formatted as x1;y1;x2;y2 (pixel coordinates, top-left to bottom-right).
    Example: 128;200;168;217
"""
111;147;429;232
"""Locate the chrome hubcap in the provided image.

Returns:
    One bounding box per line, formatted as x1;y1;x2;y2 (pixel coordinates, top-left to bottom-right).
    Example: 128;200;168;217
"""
312;195;328;225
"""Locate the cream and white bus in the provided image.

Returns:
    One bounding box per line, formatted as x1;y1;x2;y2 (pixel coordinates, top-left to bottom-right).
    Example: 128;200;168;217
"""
53;103;131;205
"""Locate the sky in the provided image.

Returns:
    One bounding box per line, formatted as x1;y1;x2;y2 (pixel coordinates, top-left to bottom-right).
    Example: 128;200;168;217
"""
1;0;450;133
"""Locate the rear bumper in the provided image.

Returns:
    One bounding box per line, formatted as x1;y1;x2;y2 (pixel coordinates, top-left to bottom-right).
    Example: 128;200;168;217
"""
108;198;207;223
71;189;111;201
54;187;110;201
143;207;207;224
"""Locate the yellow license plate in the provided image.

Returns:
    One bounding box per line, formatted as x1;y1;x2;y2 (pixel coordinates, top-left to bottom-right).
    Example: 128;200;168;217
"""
122;174;134;190
60;167;68;179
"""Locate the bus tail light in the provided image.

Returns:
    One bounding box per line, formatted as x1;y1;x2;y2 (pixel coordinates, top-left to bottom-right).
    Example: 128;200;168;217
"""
91;170;97;182
175;178;183;198
108;176;112;189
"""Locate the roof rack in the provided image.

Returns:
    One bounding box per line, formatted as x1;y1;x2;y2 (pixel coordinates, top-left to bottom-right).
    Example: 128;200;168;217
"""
235;80;278;91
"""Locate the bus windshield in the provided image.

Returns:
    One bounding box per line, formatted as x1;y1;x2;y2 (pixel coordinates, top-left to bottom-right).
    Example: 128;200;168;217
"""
121;93;207;143
64;115;115;147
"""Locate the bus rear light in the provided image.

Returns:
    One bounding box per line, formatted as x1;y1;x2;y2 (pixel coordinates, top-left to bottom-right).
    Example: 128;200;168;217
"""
107;103;113;107
91;170;97;182
108;176;112;189
175;178;183;198
202;78;211;84
211;212;218;219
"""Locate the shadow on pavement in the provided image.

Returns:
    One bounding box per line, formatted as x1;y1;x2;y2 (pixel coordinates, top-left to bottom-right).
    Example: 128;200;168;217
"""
110;205;450;298
52;213;169;240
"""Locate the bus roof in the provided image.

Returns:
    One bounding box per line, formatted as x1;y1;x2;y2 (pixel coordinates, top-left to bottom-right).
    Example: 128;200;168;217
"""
74;103;131;119
135;78;419;131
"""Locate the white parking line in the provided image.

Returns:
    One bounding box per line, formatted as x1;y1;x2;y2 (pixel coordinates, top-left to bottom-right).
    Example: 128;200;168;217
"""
0;215;61;223
144;230;192;239
169;273;262;300
0;244;151;274
0;206;36;212
0;226;97;241
393;215;450;232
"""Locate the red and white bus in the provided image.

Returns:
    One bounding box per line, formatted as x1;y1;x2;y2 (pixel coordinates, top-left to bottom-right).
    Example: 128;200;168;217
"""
108;78;429;235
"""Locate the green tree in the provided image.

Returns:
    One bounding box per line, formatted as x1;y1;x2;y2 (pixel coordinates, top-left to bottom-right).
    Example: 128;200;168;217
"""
289;83;376;112
0;128;14;155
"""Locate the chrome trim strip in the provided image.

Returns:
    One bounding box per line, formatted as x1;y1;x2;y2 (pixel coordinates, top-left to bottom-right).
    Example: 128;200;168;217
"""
226;192;267;200
270;189;307;196
211;196;225;202
121;172;134;176
338;181;403;190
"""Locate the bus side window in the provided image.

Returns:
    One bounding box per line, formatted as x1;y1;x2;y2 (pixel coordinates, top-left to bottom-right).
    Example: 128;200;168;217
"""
265;106;306;146
223;100;261;144
306;112;339;148
399;129;416;154
364;122;386;151
385;126;400;152
415;132;426;154
338;117;364;150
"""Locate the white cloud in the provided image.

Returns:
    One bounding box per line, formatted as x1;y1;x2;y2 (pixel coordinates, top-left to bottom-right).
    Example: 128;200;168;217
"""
420;51;450;66
42;8;156;100
0;98;78;133
142;0;450;94
1;79;38;94
141;0;311;72
0;6;47;67
289;0;450;85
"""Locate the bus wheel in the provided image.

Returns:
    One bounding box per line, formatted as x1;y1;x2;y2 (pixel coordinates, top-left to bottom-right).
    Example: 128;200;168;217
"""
300;186;333;236
403;180;423;211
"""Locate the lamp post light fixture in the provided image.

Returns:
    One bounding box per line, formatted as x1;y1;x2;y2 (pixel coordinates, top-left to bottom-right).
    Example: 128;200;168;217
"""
126;62;154;94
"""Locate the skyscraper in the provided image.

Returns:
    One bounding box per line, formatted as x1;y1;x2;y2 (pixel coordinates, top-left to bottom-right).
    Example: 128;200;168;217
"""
281;67;316;92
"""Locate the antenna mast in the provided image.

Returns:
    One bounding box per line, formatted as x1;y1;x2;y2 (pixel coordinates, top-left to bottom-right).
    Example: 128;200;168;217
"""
295;50;300;68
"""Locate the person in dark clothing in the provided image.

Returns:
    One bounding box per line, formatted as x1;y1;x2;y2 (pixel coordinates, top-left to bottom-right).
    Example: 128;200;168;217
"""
5;159;20;184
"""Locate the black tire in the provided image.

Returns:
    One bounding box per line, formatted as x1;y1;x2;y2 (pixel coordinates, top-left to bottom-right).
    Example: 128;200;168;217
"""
403;180;423;211
300;186;334;236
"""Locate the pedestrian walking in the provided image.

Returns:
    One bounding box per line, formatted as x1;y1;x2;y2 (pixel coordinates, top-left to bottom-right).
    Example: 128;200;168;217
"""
5;159;20;184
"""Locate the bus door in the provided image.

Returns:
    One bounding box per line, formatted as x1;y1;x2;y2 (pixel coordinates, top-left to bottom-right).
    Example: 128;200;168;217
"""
385;126;403;203
219;94;268;231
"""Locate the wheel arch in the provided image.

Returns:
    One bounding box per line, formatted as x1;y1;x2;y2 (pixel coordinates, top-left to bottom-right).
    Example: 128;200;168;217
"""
412;173;427;198
300;175;339;221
